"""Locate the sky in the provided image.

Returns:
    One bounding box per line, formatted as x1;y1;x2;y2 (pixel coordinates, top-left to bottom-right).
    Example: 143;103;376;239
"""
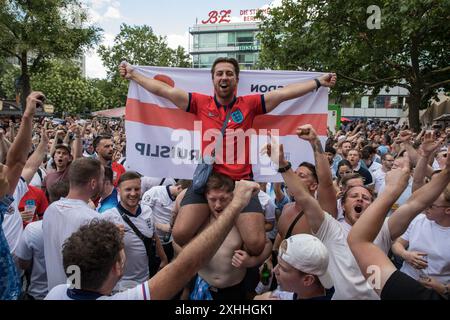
83;0;281;79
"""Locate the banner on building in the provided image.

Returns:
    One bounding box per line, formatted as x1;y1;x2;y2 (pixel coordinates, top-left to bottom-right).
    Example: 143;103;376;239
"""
125;66;328;182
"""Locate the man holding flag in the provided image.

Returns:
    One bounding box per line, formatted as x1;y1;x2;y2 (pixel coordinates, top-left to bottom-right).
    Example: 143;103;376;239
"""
119;58;336;256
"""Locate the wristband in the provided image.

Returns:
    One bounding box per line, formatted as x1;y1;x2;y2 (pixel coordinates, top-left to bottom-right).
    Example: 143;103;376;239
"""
314;78;321;90
278;162;292;173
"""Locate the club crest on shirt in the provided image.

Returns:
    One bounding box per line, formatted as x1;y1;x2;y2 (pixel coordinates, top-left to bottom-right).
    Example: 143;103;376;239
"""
231;109;244;123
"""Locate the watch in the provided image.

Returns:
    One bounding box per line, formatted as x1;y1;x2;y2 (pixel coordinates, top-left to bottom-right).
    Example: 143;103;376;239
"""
278;162;292;173
314;78;321;90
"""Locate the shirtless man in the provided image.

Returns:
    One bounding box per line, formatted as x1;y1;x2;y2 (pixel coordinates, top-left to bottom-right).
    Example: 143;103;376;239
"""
188;173;272;300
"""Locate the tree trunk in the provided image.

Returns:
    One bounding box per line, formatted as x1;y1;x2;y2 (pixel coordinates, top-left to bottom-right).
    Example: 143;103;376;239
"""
407;92;421;133
20;51;31;111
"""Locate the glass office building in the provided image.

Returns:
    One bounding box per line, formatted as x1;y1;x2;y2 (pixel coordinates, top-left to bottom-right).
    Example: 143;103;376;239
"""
189;22;260;69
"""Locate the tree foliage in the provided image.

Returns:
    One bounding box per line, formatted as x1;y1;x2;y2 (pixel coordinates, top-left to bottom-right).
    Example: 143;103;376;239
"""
257;0;450;131
0;0;102;107
97;23;192;107
32;60;107;115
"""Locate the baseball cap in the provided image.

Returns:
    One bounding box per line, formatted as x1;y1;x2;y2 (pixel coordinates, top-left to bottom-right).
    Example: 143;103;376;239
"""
377;145;389;156
279;234;333;289
53;143;72;155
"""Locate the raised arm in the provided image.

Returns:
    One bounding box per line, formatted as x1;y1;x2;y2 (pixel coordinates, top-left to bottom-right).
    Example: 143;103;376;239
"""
412;131;443;192
5;92;41;194
297;124;337;217
388;149;450;240
264;142;325;233
21;128;49;184
148;180;260;300
264;73;336;113
68;123;83;159
119;62;189;111
347;158;411;295
396;130;419;167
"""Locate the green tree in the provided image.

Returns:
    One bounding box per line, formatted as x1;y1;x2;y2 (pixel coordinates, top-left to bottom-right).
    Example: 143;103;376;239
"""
98;23;191;107
32;60;107;115
0;58;20;99
257;0;450;131
0;0;101;108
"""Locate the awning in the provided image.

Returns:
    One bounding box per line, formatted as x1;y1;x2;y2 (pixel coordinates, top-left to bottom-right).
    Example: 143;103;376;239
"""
92;107;125;118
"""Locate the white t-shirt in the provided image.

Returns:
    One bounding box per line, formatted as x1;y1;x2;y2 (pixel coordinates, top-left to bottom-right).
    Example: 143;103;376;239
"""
2;178;28;253
45;282;151;300
141;185;175;244
43;198;99;291
30;168;47;188
313;213;392;300
15;221;48;299
373;167;387;195
378;177;412;215
400;214;450;283
368;161;382;175
102;205;154;285
140;177;176;195
258;191;277;240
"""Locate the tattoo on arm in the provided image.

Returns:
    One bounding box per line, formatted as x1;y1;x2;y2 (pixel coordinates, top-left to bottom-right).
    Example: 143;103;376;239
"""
312;139;324;154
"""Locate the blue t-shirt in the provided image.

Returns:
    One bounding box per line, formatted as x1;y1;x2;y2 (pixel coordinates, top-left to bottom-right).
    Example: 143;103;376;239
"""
98;189;119;214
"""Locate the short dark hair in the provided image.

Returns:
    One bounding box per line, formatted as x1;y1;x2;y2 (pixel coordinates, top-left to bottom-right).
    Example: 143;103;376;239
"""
93;134;113;150
117;171;141;186
205;172;235;194
48;180;70;204
210;57;240;79
68;158;102;188
104;166;114;184
62;220;123;291
325;145;336;155
336;159;353;179
298;162;318;183
175;179;192;190
361;146;376;160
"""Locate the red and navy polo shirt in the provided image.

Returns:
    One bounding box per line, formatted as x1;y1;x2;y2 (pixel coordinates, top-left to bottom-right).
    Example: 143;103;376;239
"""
187;92;267;181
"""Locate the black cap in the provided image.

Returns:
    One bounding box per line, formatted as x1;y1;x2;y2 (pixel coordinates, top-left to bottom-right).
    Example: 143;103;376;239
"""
53;143;72;155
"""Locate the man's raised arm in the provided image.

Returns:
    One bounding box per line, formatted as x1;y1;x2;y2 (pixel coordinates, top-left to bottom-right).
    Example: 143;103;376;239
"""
119;62;189;111
263;142;325;233
388;148;450;240
297;124;337;217
5;92;41;195
347;158;411;296
264;73;336;113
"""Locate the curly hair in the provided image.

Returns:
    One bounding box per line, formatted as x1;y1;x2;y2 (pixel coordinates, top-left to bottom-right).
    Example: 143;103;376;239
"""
62;219;124;290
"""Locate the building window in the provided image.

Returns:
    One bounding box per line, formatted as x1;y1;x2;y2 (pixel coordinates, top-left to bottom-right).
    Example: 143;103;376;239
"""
236;31;254;45
217;32;236;47
199;33;217;49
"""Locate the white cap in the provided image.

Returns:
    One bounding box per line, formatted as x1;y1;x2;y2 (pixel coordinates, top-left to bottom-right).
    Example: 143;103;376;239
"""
279;234;333;289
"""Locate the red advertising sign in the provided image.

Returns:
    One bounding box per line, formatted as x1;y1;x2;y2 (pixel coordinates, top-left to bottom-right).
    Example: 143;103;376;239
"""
201;10;232;24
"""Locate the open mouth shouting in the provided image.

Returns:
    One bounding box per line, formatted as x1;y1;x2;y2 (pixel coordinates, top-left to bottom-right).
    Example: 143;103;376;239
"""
354;204;363;214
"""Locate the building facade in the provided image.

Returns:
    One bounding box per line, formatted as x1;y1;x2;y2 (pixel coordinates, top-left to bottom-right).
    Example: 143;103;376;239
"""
189;10;261;69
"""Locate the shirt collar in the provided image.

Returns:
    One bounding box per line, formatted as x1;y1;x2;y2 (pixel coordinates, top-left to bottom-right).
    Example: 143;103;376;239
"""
117;202;142;217
166;185;176;201
213;95;237;111
67;288;103;300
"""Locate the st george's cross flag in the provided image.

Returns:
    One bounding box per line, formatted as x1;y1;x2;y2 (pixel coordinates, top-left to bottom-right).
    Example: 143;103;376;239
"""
125;66;328;182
